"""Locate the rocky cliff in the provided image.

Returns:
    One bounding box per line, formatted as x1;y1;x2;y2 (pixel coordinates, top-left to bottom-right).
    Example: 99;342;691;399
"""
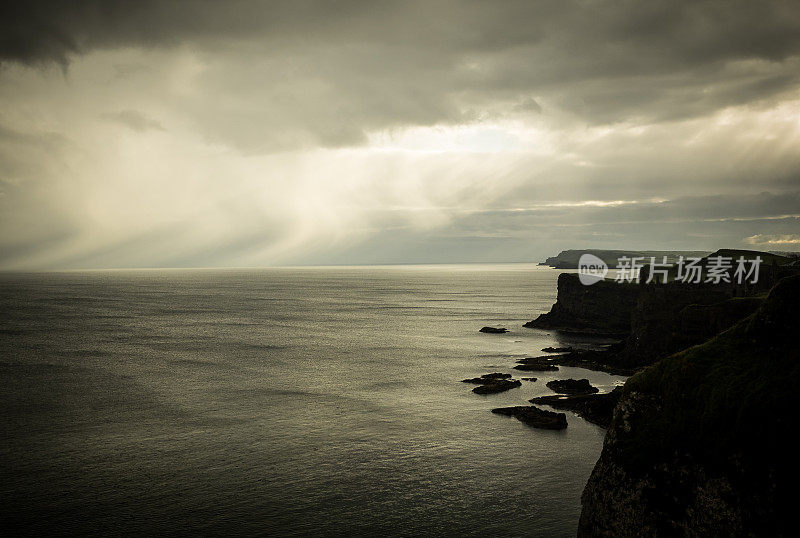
524;273;639;336
616;284;763;368
578;275;800;536
527;273;765;369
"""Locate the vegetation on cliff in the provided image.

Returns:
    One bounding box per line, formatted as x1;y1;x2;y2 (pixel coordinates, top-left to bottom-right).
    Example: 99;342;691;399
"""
621;276;798;472
579;275;800;536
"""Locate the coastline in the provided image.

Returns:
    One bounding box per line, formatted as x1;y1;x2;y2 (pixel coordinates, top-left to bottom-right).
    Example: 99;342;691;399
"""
508;251;800;535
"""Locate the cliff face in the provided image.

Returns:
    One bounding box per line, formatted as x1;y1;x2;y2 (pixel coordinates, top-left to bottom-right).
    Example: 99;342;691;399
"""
578;275;800;537
524;273;639;335
527;273;764;369
617;285;762;368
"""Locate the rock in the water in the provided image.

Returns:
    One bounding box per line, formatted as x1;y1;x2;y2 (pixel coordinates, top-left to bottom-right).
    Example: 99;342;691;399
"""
479;326;508;333
491;405;568;429
513;363;559;372
479;372;511;380
462;373;521;394
513;356;559;371
461;372;512;383
472;379;522;394
545;348;636;377
546;378;598;394
542;346;573;353
517;355;558;364
530;387;621;428
521;377;538;382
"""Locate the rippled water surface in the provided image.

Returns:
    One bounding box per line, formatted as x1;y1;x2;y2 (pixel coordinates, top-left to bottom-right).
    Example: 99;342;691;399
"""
0;265;625;536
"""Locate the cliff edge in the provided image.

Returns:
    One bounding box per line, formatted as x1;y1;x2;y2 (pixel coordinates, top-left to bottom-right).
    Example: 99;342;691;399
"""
524;273;639;336
578;275;800;536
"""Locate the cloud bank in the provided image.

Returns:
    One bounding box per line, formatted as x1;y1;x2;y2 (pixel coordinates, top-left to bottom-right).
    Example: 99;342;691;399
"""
1;1;799;268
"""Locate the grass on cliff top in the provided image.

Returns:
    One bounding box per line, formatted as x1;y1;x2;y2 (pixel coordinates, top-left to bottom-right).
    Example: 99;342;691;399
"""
619;275;800;472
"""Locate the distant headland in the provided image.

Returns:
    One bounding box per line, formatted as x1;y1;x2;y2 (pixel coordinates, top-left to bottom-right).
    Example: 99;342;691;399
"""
538;249;712;269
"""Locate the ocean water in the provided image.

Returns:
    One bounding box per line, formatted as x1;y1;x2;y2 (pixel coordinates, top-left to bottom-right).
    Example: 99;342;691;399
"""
0;265;625;536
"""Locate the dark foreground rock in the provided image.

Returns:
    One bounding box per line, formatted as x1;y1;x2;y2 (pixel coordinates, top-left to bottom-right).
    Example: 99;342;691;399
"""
472;379;521;394
530;387;621;428
479;326;508;333
491;405;568;430
546;378;598;394
578;275;800;536
512;356;559;372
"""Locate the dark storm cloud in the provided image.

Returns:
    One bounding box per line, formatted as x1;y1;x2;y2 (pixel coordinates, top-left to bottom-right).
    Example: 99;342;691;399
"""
3;0;800;149
2;1;800;269
5;1;800;65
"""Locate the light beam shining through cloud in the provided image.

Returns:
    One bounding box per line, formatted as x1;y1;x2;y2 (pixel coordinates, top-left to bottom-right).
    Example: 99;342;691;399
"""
1;1;800;268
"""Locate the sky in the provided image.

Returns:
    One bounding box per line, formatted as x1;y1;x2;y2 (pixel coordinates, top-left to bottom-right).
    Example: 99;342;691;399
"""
1;0;800;269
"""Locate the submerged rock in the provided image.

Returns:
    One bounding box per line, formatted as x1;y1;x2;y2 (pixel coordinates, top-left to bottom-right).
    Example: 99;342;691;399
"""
514;364;558;372
491;405;568;429
472;379;522;394
479;326;508;333
516;355;558;364
546;378;599;394
512;356;559;371
546;348;636;377
478;372;511;379
542;346;573;353
461;372;512;384
462;373;521;394
530;387;621;428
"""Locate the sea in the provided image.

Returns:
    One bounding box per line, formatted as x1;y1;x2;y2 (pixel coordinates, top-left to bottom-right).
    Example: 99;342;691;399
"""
0;264;626;536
